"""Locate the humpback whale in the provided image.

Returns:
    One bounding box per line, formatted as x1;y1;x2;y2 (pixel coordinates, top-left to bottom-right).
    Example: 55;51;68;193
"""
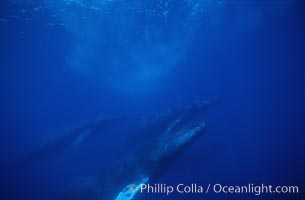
166;100;218;134
9;115;125;169
125;100;216;148
52;122;206;200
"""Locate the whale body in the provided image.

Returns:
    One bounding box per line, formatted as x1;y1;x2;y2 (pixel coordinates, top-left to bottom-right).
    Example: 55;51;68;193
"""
52;122;206;200
10;115;125;169
125;100;215;148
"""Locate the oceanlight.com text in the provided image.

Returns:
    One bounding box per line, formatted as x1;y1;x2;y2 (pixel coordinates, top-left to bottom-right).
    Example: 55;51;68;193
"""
212;183;299;195
137;183;299;196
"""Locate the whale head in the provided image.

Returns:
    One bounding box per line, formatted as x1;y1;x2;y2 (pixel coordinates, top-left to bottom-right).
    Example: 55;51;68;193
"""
153;123;206;165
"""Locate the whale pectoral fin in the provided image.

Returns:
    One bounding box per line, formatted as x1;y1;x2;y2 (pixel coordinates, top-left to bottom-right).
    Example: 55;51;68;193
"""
165;117;182;135
115;177;149;200
67;130;91;151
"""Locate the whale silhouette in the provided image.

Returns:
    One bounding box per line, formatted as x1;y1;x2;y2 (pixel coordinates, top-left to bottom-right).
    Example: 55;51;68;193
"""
52;122;206;200
8;115;126;169
125;100;216;148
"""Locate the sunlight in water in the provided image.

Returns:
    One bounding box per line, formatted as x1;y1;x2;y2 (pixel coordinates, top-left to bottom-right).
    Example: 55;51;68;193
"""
40;0;223;94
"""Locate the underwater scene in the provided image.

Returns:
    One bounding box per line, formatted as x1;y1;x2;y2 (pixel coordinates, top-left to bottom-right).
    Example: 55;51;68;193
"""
0;0;304;199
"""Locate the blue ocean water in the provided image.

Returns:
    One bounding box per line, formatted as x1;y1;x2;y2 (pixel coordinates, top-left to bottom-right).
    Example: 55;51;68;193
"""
0;0;304;200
